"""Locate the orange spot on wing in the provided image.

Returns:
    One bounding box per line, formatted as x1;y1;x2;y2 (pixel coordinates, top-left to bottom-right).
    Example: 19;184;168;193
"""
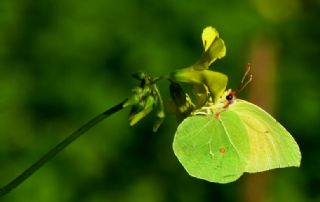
219;147;226;153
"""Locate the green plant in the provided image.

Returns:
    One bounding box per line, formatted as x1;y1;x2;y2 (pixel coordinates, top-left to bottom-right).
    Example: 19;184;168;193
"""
0;26;301;196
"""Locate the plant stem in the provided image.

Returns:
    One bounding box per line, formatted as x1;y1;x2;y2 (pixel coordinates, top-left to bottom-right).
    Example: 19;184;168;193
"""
0;99;127;197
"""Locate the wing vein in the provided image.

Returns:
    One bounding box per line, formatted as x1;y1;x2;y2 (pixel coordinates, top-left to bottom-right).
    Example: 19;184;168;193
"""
219;117;242;160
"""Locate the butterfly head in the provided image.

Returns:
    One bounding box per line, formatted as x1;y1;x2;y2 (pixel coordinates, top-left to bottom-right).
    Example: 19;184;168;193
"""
223;89;237;108
218;89;237;110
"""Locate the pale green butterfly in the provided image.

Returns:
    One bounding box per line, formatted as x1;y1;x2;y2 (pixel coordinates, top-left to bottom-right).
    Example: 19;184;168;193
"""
172;67;301;183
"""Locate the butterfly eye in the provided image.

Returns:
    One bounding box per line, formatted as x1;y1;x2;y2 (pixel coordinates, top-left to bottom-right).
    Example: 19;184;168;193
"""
226;94;233;101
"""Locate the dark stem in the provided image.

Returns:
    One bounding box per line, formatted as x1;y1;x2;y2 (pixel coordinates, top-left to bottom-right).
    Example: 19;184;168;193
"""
0;99;127;197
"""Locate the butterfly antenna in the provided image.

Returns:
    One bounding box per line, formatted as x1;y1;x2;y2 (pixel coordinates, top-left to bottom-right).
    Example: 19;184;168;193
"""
237;63;253;92
241;63;251;83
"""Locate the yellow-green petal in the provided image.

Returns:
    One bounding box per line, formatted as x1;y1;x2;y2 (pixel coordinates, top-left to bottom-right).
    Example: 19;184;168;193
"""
194;26;226;70
202;26;219;52
170;68;228;103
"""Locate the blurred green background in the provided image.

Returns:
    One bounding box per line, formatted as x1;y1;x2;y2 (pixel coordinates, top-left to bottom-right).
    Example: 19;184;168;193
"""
0;0;319;201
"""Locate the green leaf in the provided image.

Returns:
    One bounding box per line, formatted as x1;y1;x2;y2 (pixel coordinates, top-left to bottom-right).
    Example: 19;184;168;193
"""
169;82;194;114
125;73;166;131
152;85;165;132
129;95;155;126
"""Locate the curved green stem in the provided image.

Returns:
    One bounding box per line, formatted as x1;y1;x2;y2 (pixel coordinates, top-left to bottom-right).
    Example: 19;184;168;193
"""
0;99;127;197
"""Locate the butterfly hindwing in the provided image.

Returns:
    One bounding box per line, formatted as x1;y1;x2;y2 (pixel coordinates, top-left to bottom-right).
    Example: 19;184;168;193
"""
229;99;301;173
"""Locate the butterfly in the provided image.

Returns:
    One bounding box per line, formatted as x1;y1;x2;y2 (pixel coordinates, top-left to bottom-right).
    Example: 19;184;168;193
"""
172;87;301;183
